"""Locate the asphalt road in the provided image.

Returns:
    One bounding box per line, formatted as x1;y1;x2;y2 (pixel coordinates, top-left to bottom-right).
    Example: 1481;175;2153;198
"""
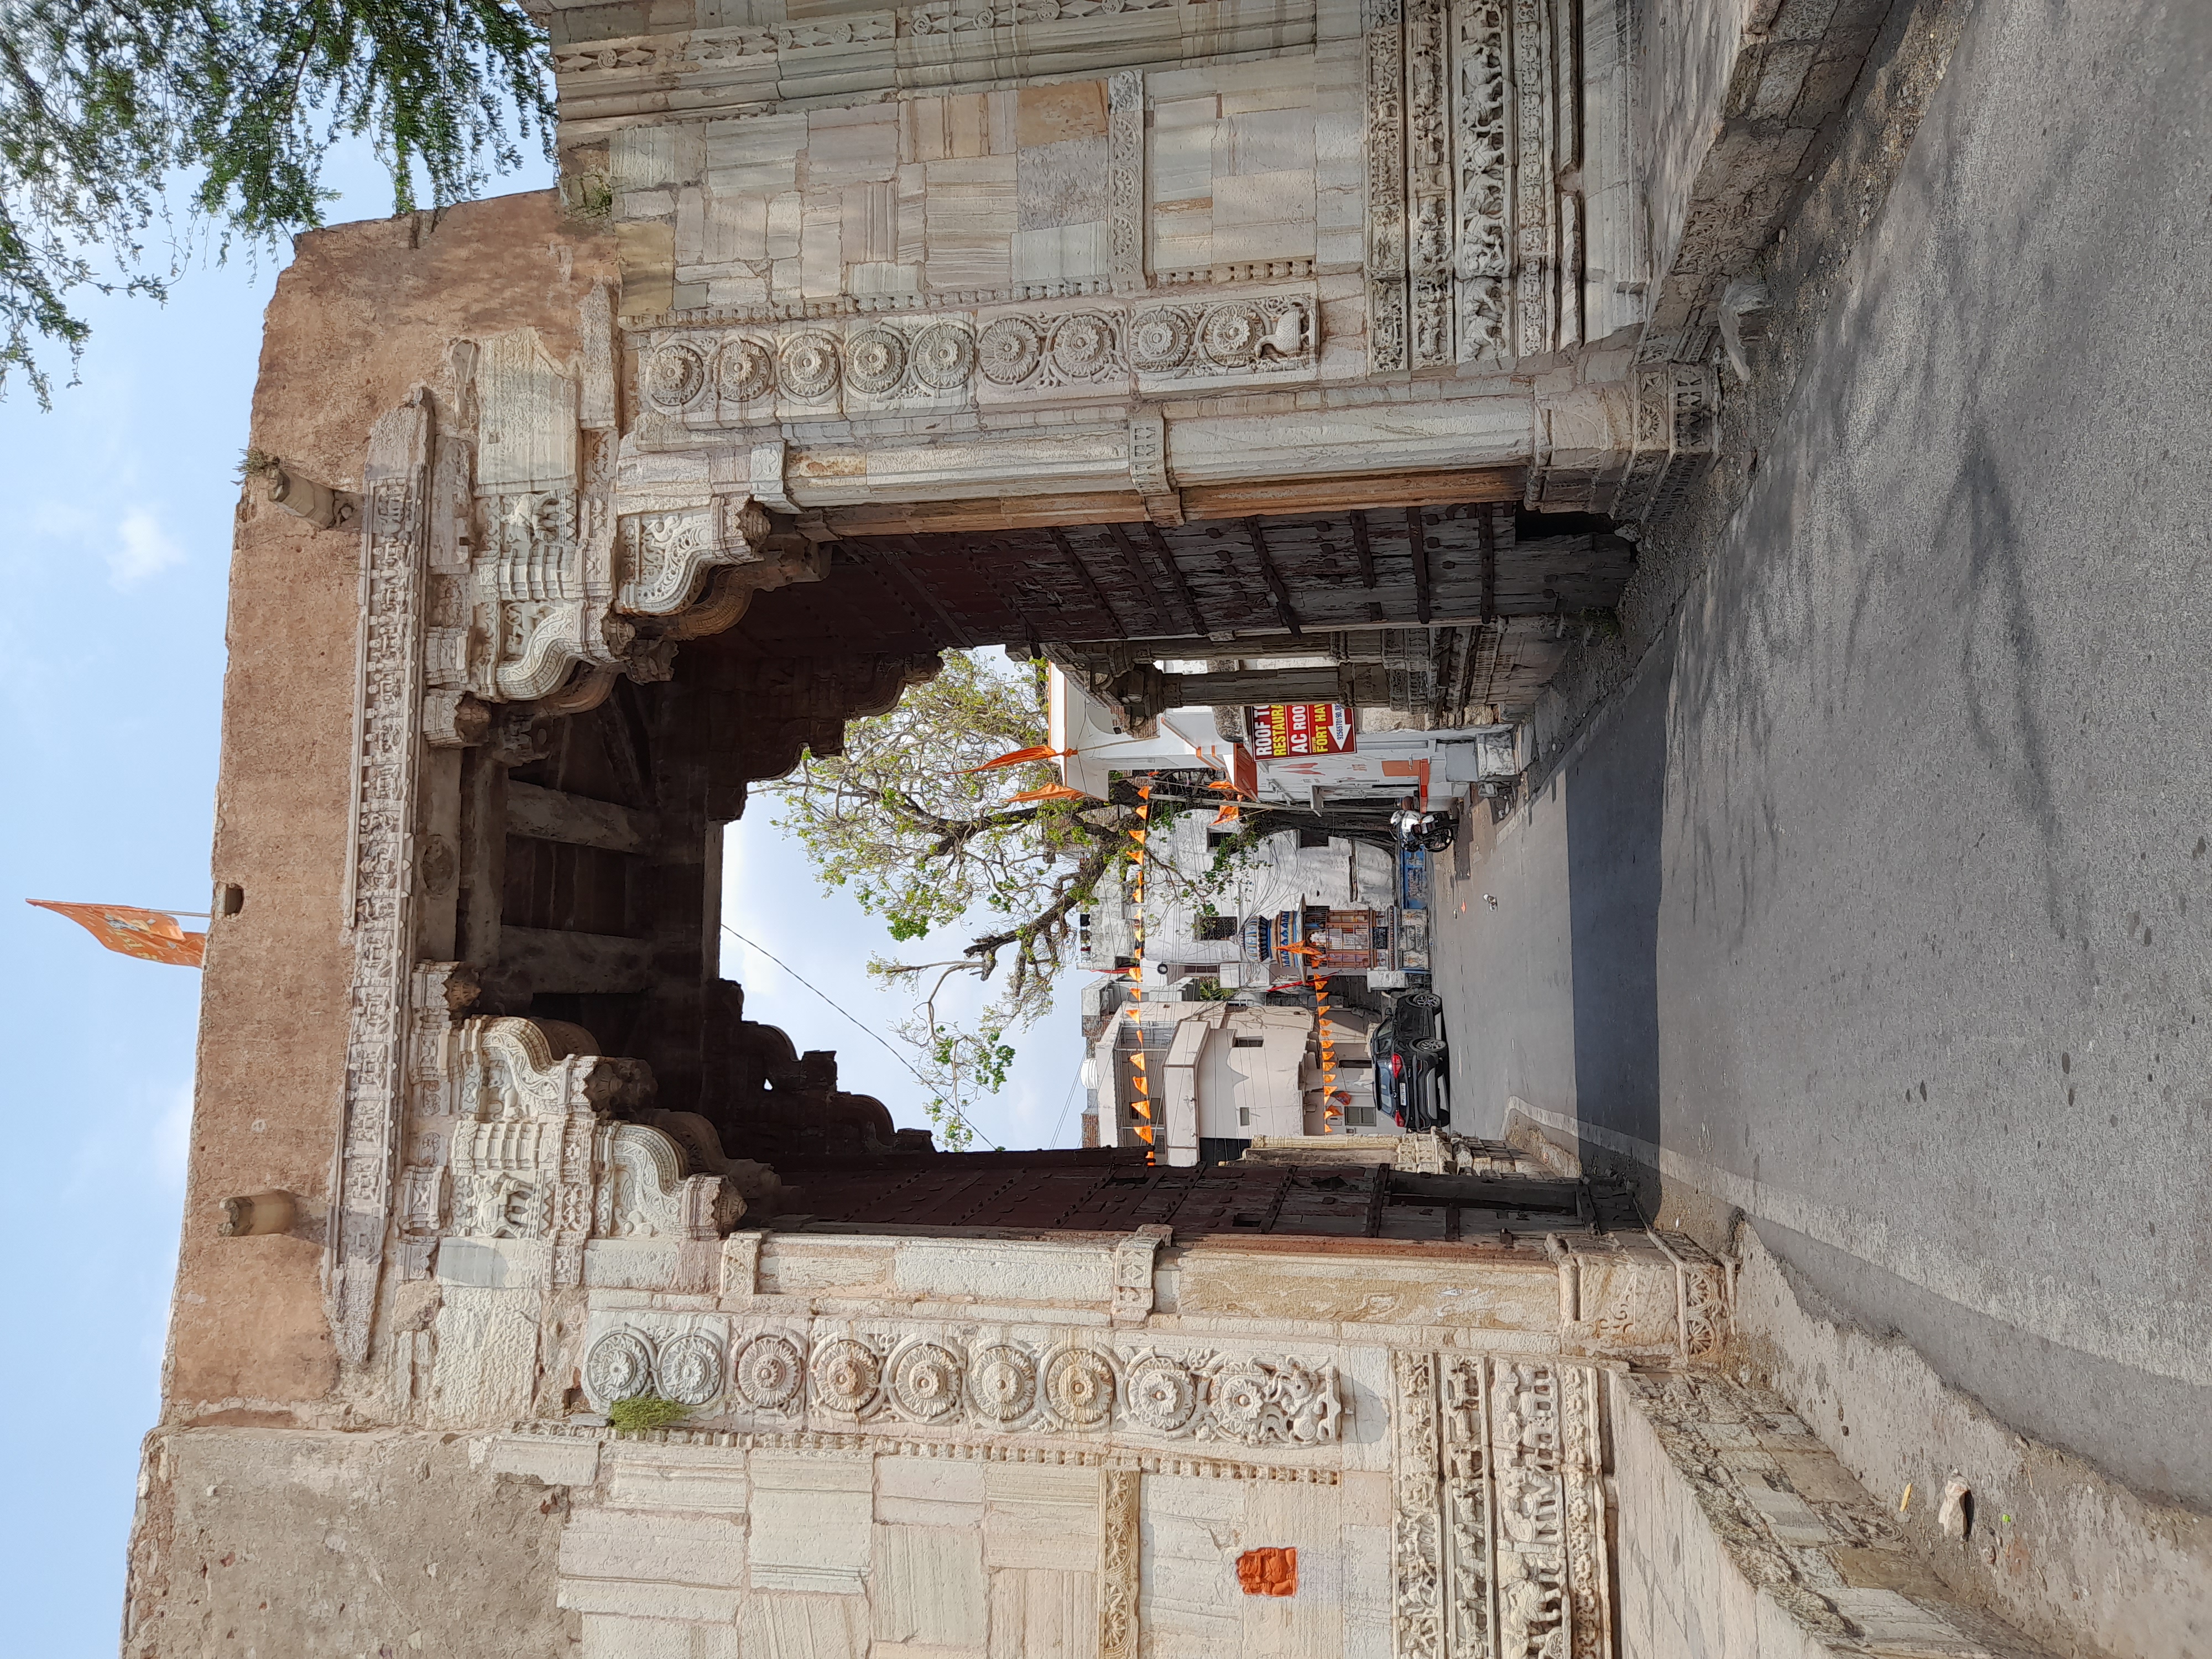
1433;0;2212;1509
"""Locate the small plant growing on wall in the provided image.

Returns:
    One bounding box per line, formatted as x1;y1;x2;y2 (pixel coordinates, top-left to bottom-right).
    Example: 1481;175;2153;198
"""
606;1395;690;1434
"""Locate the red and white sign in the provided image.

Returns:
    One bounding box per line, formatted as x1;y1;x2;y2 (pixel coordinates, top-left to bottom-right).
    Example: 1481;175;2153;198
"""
1248;702;1356;758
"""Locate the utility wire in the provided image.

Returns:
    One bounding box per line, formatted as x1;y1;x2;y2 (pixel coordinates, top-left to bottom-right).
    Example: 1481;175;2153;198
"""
1044;1066;1083;1149
718;921;995;1149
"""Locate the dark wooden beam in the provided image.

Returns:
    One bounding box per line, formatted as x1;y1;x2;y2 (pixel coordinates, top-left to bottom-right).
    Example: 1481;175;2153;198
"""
1349;509;1378;588
1048;526;1125;638
1479;504;1498;623
1099;520;1171;637
506;781;659;853
499;925;655;994
1405;508;1432;625
854;539;978;650
1138;521;1211;639
1243;516;1302;637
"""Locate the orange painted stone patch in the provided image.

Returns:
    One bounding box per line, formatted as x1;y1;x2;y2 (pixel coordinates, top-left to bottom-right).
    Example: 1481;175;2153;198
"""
1237;1547;1298;1597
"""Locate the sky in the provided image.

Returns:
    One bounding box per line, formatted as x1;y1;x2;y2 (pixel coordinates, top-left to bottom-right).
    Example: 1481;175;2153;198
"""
0;149;1076;1653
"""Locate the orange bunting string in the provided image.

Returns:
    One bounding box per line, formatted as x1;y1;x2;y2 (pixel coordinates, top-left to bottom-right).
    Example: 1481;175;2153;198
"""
961;745;1075;773
1211;804;1240;826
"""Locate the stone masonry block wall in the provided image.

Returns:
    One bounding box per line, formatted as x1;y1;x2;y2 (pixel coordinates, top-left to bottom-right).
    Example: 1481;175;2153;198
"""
175;194;622;1420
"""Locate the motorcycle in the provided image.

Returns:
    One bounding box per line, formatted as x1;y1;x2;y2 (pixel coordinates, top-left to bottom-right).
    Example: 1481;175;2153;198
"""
1390;804;1457;852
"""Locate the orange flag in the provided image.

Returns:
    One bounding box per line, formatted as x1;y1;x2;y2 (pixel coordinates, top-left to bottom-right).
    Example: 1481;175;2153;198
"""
1211;803;1240;826
962;745;1075;774
1005;781;1089;805
29;900;206;968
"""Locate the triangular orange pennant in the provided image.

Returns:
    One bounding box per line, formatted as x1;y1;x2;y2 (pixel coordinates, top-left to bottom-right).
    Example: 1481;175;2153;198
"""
29;900;206;968
960;745;1074;774
1006;781;1091;805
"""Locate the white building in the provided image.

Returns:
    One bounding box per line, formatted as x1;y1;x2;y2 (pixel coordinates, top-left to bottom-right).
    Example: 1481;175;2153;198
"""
1083;1000;1387;1164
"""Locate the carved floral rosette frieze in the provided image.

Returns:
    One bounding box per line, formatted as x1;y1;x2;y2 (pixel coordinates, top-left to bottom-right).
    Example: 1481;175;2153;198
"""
1392;1352;1611;1659
629;288;1317;433
1365;0;1558;369
581;1319;1344;1448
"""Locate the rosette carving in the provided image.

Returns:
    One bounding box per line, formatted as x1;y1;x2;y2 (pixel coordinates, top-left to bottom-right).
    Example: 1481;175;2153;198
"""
1129;307;1194;372
718;337;775;402
778;331;841;401
1048;312;1119;380
978;316;1045;386
911;321;977;390
645;341;710;411
810;1335;883;1413
888;1340;965;1422
844;326;909;395
655;1332;725;1405
585;1331;655;1405
1044;1346;1117;1427
967;1343;1039;1425
1124;1353;1200;1434
733;1332;806;1411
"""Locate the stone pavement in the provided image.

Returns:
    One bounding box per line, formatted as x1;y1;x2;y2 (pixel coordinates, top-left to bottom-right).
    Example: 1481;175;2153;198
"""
1432;1;2212;1654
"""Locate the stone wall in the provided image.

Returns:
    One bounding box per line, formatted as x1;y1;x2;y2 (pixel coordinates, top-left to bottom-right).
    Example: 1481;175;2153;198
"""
1611;1373;2054;1659
176;194;623;1421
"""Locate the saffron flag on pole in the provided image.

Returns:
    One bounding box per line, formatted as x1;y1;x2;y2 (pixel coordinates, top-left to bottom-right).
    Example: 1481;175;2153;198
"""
28;900;207;967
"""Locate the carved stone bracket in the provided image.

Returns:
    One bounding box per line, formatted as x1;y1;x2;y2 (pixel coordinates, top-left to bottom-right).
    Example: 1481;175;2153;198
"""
440;1017;732;1289
1110;1224;1173;1324
1526;363;1717;522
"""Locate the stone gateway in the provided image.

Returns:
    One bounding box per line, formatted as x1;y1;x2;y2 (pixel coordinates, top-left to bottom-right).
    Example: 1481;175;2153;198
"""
121;4;2061;1657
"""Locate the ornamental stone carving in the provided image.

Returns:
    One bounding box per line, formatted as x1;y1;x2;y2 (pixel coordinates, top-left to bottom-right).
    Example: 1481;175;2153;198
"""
654;1332;726;1405
1044;1347;1118;1427
585;1331;655;1405
697;1326;1342;1445
443;1017;733;1290
733;1332;807;1410
1124;1352;1200;1433
628;288;1317;432
1392;1352;1612;1659
811;1336;884;1414
967;1343;1039;1425
887;1340;965;1422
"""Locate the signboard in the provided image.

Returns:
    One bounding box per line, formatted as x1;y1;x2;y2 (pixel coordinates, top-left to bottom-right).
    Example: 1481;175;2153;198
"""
1322;907;1378;970
1247;702;1356;758
1397;846;1430;911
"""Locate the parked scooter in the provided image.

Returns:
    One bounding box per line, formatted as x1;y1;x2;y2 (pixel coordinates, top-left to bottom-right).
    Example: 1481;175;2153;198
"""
1389;796;1457;852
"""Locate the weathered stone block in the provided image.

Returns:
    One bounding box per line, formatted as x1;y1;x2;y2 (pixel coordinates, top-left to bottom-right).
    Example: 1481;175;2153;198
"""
1016;80;1108;147
876;1454;985;1528
1018;137;1110;231
748;1454;873;1592
873;1524;988;1646
981;1463;1100;1571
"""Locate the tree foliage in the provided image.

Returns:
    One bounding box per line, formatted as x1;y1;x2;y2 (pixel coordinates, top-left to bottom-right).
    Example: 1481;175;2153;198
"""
1;0;553;403
764;654;1224;1145
760;652;1364;1143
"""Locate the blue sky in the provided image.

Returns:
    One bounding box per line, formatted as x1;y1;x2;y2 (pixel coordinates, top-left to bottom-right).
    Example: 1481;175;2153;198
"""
0;153;1079;1652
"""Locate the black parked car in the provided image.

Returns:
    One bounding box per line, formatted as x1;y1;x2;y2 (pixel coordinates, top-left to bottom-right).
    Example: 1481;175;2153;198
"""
1374;988;1448;1130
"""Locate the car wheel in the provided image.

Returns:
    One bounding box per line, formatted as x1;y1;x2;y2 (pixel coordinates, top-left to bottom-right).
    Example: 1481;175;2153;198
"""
1406;991;1443;1012
1412;1037;1446;1058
